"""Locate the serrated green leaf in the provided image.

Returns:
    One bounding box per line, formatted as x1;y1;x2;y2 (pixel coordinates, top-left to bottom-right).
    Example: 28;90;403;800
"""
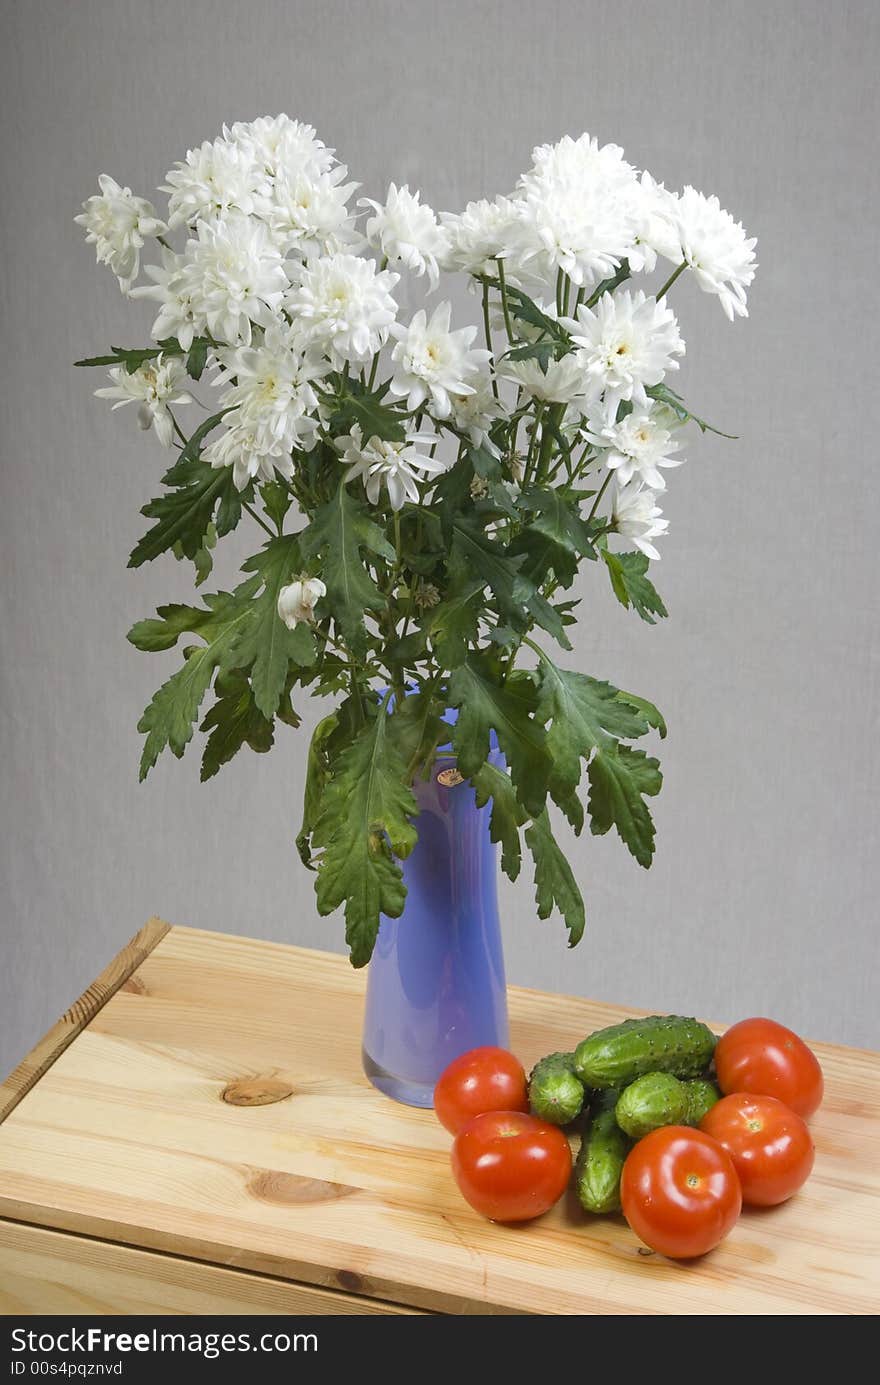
260;480;293;533
388;691;446;782
199;671;274;781
325;382;407;442
235;537;316;718
524;809;585;945
300;484;394;653
602;548;668;624
535;658;652;800
424;576;483;668
519;486;596;558
129;453;242;568
185;337;209;381
468;442;502;479
587;744;662;867
584;259;631;309
448;655;549;818
472;761;527;882
616;690;667;738
509;529;578;590
134;581;260;779
313;707;419;967
297;712;339;868
647;382;736;438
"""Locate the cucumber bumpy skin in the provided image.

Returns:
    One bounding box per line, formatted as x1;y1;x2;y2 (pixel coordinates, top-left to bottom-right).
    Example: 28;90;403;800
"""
575;1090;630;1214
573;1015;717;1090
683;1077;721;1126
615;1072;689;1139
529;1052;585;1125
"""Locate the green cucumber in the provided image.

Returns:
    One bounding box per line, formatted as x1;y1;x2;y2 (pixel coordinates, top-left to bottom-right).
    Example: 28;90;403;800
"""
573;1015;716;1090
528;1052;585;1125
683;1077;721;1126
615;1072;688;1138
574;1090;630;1214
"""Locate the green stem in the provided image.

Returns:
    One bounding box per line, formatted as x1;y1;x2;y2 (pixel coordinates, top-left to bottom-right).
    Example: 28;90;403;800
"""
656;259;687;300
586;470;613;521
367;351;380;391
241;499;275;538
481;281;500;399
555;269;565;317
496;258;515;342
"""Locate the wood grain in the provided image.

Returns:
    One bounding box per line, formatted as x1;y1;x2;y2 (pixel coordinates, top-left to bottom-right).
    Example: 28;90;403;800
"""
0;917;170;1126
0;924;877;1315
0;1219;423;1315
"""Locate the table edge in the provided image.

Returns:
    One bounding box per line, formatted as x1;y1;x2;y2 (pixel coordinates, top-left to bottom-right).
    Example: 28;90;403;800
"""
0;917;172;1126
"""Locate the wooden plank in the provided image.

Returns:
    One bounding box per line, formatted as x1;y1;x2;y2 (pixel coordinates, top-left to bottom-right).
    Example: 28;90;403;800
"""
0;918;170;1125
0;925;877;1315
0;1219;423;1315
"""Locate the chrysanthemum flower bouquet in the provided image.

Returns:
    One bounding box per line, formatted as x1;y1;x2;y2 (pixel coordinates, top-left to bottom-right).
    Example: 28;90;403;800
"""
77;117;755;970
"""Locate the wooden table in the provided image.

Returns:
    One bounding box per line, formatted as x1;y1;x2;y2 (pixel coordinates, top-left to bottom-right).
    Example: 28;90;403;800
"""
0;920;877;1315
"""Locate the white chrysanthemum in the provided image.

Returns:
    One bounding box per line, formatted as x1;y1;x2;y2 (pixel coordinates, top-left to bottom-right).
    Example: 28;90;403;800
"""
337;425;447;511
161;138;262;228
569;289;684;417
94;354;192;448
625;172;682;274
665;186;757;320
441;195;527;277
449;372;505;457
204;324;326;488
361;183;450;288
612;481;668;560
517;134;641;288
585;407;683;489
389;302;491;418
176;216;288;347
288;253;399;363
501;353;589;405
224;115;335;183
277;577;326;629
130;248;202;349
75;175;166;290
259;164;357;258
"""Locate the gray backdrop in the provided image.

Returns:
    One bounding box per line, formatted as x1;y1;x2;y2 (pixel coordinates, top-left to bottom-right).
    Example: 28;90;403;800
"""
2;0;878;1076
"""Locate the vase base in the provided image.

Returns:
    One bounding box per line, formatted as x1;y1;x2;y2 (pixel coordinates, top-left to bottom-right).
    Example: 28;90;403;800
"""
361;1047;436;1109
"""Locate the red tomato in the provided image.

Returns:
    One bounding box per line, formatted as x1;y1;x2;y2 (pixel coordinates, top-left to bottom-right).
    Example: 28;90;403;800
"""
715;1018;824;1118
620;1126;742;1259
434;1046;528;1135
700;1093;814;1206
451;1110;572;1221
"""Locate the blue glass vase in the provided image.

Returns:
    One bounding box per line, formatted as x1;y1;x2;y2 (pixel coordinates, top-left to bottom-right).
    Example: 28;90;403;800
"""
361;741;509;1108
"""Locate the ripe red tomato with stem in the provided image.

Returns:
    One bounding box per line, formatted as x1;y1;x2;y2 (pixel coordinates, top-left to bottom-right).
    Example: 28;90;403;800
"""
620;1126;742;1259
714;1018;823;1118
434;1046;528;1135
700;1093;814;1206
451;1110;572;1222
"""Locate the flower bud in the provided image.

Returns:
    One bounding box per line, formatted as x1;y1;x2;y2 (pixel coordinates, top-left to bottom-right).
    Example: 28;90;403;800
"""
277;577;326;629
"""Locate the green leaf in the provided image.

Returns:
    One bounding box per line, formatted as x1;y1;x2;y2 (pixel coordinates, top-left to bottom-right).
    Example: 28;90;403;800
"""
509;529;578;591
448;655;549;818
424;576;483;668
74;340;183;372
313;707;419;967
260;480;293;533
300;484;394;653
524;810;585;945
534;657;653;829
235;537;316;718
165;411;228;469
584;259;631;309
468;442;503;479
646;382;736;438
199;671;274;781
616;690;667;739
472;761;527;882
129;455;242;568
518;486;596;558
504;339;569;366
324;380;407;443
185;337;209;381
388;691;446;782
133;580;260;780
601;549;668;624
486;282;569;343
296;713;339;868
587;744;662;868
